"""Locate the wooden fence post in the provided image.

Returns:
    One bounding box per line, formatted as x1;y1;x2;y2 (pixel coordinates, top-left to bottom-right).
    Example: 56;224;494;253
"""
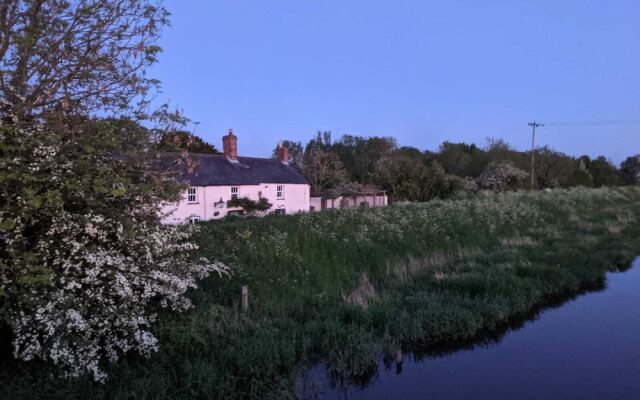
241;285;249;312
395;349;403;374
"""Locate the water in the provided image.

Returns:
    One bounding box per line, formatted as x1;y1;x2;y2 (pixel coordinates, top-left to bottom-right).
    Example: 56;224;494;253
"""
301;257;640;400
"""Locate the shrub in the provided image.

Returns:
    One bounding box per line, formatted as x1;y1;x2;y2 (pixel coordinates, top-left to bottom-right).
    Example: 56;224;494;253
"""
226;197;272;214
476;160;528;191
0;119;227;381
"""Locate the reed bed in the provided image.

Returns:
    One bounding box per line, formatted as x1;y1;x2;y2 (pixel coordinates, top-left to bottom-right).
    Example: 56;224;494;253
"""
2;186;640;399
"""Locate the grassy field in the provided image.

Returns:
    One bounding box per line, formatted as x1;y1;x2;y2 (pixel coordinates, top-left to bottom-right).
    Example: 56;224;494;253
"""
2;187;640;399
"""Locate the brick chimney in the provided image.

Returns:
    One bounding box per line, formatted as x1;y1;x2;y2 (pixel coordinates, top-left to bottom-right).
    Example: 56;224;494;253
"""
222;129;238;160
276;141;288;163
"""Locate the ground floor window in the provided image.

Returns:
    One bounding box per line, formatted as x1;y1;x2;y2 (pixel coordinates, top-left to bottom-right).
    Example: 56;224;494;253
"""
188;216;201;224
274;209;286;215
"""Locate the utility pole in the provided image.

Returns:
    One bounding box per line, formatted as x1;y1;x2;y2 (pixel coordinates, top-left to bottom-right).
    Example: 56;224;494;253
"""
528;121;543;190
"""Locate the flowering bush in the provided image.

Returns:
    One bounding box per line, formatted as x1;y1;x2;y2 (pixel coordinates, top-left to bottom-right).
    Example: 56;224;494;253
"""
476;160;529;191
0;119;227;381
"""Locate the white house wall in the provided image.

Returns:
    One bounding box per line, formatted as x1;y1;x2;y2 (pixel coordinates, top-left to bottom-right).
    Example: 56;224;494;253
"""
309;195;388;211
161;183;310;224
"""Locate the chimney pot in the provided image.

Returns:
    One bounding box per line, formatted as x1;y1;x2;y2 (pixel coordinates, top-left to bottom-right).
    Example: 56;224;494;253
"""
222;129;238;160
277;142;289;163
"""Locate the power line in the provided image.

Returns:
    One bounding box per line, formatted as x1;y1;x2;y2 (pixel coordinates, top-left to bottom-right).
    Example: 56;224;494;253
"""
544;119;640;127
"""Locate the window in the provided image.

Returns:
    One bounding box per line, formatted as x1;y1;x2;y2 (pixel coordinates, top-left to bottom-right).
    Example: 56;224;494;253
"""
187;187;197;203
276;185;284;199
231;186;238;199
274;209;286;215
188;216;200;224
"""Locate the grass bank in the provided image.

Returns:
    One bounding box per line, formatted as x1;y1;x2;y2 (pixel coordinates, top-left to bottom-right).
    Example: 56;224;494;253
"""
2;187;640;399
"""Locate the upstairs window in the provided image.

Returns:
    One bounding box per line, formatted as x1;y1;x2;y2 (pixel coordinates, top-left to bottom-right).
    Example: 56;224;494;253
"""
231;186;238;199
187;187;197;203
276;185;284;199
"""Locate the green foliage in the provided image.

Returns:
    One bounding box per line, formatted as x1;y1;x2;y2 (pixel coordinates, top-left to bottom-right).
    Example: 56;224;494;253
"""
476;160;529;191
435;141;487;177
226;196;272;213
3;187;639;399
278;132;632;203
331;134;397;183
157;130;219;154
619;155;640;185
589;156;620;187
0;116;227;380
374;149;463;201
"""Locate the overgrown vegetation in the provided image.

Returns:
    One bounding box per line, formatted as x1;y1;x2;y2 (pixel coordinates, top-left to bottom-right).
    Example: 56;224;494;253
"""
0;0;224;381
2;187;639;399
272;132;639;201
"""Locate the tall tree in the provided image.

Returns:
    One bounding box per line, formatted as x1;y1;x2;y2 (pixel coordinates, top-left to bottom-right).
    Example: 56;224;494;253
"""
534;146;578;188
158;130;219;154
332;135;396;183
0;0;168;119
303;147;347;197
619;155;640;185
0;0;224;381
436;141;486;178
589;156;619;187
374;147;460;201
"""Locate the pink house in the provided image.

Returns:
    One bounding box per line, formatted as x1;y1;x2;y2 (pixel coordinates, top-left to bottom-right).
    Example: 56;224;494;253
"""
161;130;310;224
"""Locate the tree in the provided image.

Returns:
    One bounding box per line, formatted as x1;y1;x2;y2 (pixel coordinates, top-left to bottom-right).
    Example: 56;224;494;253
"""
476;160;529;191
589;156;619;187
534;146;577;188
619;155;640;185
0;0;168;119
158;131;219;154
271;139;304;173
303;147;347;197
331;135;396;183
0;1;225;381
306;130;333;152
436;141;486;178
569;156;593;187
374;147;460;202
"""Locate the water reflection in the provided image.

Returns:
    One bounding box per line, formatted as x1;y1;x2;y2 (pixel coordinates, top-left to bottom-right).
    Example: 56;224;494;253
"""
300;258;640;400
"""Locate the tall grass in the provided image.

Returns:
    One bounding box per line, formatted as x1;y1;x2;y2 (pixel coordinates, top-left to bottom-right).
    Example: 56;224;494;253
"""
2;187;640;399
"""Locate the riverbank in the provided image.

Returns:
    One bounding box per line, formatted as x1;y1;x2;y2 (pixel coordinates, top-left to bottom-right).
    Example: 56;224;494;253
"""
303;256;640;400
2;187;640;399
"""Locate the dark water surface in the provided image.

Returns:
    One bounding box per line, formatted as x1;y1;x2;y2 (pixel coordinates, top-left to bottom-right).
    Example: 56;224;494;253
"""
300;258;640;400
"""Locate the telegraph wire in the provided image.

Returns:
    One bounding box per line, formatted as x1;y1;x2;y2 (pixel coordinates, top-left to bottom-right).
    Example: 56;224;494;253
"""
544;119;640;127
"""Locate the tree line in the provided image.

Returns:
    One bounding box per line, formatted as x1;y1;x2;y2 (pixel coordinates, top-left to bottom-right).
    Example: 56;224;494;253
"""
163;129;640;202
265;132;638;201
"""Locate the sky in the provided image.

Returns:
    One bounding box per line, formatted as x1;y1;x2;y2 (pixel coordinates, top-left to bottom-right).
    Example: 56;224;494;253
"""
151;0;640;164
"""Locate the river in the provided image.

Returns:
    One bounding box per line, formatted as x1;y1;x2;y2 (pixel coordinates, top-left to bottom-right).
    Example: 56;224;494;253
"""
300;257;640;400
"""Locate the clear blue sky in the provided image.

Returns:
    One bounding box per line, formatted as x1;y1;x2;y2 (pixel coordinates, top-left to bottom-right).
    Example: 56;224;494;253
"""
151;0;640;164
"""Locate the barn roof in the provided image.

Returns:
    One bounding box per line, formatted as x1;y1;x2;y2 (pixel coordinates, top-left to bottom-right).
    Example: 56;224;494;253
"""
162;153;308;186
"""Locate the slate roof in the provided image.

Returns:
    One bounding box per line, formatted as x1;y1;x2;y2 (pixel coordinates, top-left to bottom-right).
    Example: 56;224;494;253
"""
163;153;308;186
